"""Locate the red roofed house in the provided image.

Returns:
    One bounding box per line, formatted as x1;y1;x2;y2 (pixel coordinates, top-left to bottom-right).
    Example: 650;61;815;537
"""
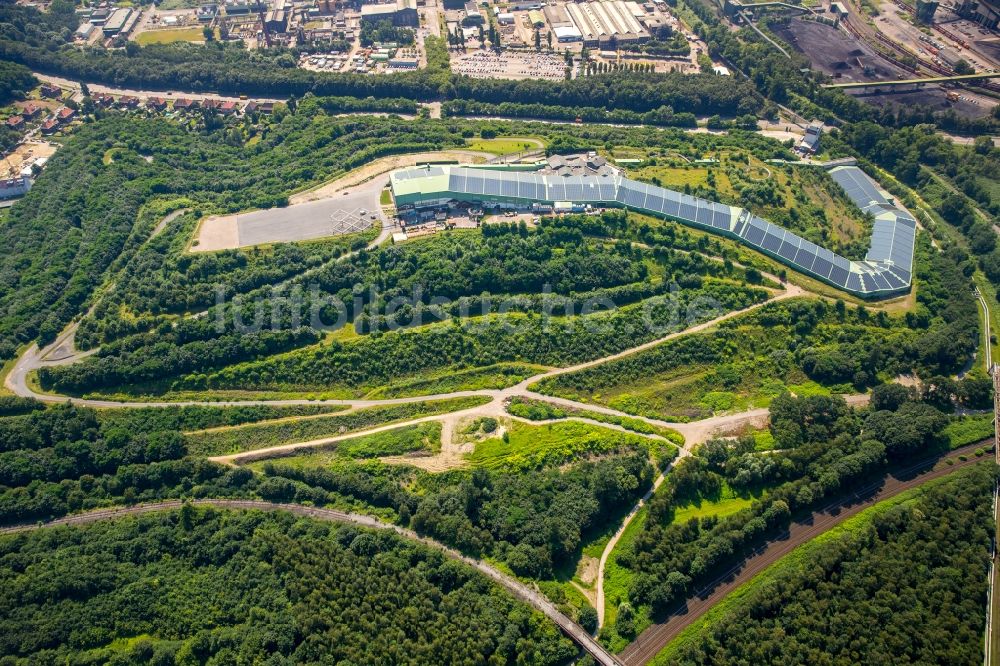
118;96;140;109
40;83;62;98
40;119;59;135
6;116;24;130
92;93;114;108
172;98;198;111
56;107;76;124
21;103;41;119
219;100;238;115
147;97;167;111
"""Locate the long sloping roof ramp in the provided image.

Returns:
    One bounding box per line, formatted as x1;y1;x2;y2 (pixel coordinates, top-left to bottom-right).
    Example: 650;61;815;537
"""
390;164;915;298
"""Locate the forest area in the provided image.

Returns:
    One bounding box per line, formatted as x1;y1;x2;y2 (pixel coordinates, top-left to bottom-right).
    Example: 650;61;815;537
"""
0;0;998;658
0;508;576;664
656;462;996;665
598;385;995;650
39;217;768;397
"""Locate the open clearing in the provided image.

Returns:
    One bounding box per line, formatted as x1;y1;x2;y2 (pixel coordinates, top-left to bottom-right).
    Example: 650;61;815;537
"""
134;27;207;46
464;137;545;155
0;142;56;180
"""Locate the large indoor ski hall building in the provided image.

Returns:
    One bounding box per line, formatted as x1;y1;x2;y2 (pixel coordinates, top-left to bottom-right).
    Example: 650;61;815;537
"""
389;158;915;299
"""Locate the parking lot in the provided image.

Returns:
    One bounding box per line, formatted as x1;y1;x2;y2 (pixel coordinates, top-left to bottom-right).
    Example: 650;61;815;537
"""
194;188;380;251
451;51;570;80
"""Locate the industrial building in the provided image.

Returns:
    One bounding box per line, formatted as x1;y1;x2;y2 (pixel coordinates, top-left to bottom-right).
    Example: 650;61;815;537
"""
565;0;650;47
956;0;999;29
462;1;485;26
389;162;915;298
102;8;133;36
0;174;31;200
264;0;289;33
361;0;419;26
798;124;822;153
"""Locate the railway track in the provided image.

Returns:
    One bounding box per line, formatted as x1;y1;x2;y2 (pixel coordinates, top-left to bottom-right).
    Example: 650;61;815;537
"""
841;3;1000;94
618;440;996;665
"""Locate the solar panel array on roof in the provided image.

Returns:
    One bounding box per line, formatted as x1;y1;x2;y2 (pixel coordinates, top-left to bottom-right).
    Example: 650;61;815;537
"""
390;163;916;298
829;166;890;211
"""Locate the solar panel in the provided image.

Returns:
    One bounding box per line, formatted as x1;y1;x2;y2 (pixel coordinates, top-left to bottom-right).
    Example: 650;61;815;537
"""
745;224;766;246
811;257;833;279
889;266;911;283
645;195;664;214
662;195;680;217
846;273;862;292
882;272;905;289
871;272;891;291
517;178;533;199
501;177;518;198
534;179;546;200
777;240;799;262
679;204;698;223
484;176;502;196
829;264;849;286
712;208;730;230
467;176;484;195
623;186;643;207
793;246;818;271
692;205;710;227
600;181;616;200
762;233;782;253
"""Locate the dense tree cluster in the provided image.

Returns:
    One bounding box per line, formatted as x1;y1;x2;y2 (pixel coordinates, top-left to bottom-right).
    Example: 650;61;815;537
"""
0;105;464;358
39;328;319;394
269;451;653;579
614;390;978;632
443;99;700;128
43;219;766;394
96;403;347;433
662;463;996;665
79;213;370;345
0;404;244;525
0;60;34;104
0;508;576;664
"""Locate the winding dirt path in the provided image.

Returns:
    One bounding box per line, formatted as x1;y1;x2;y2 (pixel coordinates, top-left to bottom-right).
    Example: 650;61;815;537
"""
0;498;623;666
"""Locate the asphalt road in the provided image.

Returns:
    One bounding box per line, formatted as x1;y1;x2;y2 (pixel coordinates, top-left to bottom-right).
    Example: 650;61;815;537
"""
618;440;995;665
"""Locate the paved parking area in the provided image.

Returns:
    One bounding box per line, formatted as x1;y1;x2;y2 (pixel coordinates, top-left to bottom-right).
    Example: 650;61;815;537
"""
194;188;380;251
452;51;569;80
